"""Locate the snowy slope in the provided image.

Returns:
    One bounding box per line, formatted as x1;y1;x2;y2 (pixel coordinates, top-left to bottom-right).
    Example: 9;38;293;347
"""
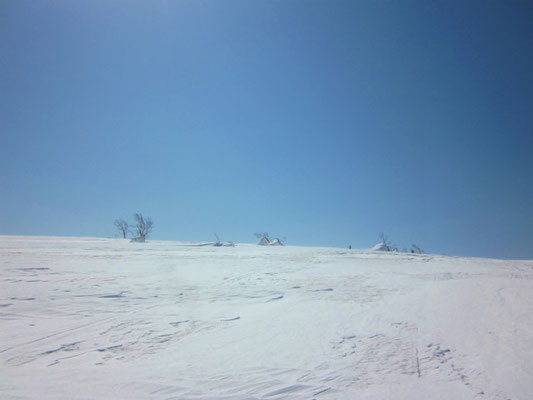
1;236;532;400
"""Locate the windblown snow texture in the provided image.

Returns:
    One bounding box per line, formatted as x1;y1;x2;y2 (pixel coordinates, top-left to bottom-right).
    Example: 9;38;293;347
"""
1;236;532;399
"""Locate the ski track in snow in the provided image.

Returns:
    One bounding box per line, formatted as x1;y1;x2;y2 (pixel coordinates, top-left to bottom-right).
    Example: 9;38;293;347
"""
1;236;533;399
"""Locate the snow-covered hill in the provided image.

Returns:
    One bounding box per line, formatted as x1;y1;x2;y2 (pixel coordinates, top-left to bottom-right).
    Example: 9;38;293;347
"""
1;236;532;399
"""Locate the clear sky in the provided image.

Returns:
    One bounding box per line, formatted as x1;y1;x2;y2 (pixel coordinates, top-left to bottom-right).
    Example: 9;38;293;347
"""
1;1;532;259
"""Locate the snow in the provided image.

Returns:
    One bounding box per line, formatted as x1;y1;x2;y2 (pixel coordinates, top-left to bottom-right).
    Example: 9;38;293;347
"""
257;237;270;245
371;242;390;251
1;235;533;399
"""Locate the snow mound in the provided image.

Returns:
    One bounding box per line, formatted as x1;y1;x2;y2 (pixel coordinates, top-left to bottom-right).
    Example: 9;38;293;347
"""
270;238;283;246
371;242;390;251
257;237;270;245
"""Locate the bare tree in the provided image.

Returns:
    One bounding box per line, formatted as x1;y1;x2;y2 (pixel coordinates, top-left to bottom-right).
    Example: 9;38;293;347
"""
114;219;130;239
133;213;153;239
378;232;392;251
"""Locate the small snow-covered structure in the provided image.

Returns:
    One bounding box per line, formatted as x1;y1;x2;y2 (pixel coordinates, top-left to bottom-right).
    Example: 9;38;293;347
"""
130;236;146;243
257;237;270;246
371;242;390;251
270;238;283;246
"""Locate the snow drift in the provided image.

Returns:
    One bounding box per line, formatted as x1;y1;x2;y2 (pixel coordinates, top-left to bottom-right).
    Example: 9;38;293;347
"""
371;242;390;251
257;236;270;245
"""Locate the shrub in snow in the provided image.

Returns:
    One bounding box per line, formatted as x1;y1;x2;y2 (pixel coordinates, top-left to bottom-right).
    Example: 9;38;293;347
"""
255;232;285;246
254;232;270;245
411;244;423;254
257;236;270;245
130;236;146;243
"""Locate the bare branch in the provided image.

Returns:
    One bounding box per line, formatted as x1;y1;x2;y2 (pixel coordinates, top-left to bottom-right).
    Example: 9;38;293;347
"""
114;219;129;239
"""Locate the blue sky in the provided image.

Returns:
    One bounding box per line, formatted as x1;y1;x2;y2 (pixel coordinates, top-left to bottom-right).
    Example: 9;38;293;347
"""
1;0;532;259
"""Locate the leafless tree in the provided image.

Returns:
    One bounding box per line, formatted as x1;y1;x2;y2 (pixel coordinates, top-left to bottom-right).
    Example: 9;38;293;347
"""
114;219;130;239
378;232;392;251
133;213;153;239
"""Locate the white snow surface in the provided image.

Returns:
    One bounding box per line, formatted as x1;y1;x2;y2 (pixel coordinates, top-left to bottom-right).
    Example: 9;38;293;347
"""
1;236;533;400
371;242;390;251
